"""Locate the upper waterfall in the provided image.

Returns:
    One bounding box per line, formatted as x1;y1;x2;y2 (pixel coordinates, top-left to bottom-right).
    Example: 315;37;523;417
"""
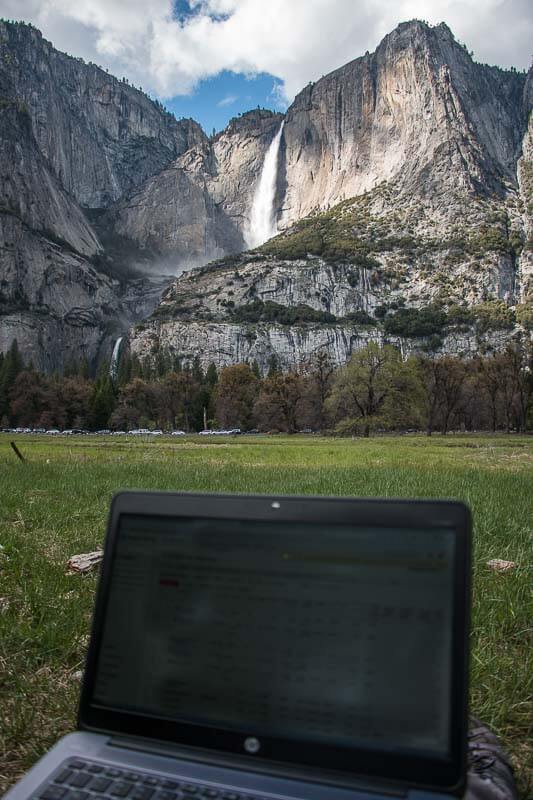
246;122;284;248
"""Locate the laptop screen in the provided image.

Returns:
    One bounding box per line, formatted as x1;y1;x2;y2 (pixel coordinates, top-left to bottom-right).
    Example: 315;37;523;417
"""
91;513;456;760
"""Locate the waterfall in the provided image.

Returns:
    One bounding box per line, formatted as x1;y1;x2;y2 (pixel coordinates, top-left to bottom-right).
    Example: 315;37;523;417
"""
110;336;123;382
246;122;284;248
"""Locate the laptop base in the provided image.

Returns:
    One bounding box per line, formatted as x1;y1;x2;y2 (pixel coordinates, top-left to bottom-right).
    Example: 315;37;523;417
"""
3;732;453;800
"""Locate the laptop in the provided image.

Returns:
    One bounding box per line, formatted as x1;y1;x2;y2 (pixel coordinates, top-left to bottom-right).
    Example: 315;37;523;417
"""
4;491;471;800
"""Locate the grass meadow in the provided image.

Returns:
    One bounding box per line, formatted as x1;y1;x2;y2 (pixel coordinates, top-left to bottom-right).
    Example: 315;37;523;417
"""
0;433;531;796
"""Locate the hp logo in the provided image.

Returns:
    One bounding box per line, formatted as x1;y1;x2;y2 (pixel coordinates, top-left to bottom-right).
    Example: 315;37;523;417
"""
244;737;261;754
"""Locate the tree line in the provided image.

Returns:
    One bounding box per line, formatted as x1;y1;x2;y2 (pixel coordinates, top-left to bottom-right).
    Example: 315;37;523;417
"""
0;339;531;435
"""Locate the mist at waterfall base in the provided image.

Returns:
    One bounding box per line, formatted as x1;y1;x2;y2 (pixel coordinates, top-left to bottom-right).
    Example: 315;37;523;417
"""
246;122;284;248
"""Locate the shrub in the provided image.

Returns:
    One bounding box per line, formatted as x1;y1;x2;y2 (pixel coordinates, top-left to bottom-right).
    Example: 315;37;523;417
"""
472;301;515;332
515;303;533;330
446;304;474;326
383;305;447;337
340;310;377;326
232;300;337;325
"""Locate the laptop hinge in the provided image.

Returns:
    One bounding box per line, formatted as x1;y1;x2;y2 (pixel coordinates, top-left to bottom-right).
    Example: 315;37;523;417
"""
109;736;408;798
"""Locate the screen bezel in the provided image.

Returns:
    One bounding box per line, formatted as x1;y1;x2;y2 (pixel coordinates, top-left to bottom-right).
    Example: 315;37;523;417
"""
78;491;471;794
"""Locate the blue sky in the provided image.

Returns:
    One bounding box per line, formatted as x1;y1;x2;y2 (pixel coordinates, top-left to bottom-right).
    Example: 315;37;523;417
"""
165;70;286;135
165;2;286;133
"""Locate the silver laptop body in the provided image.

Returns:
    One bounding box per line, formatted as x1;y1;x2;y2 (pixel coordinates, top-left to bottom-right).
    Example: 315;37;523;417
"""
4;491;471;800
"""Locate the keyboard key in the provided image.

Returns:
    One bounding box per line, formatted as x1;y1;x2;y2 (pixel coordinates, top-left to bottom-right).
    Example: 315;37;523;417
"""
125;774;141;782
40;787;67;800
222;794;239;800
88;766;104;774
69;774;91;789
53;771;73;785
182;787;198;795
65;791;89;800
111;782;133;797
131;788;154;800
69;762;87;771
160;781;178;790
202;791;219;798
89;778;112;792
156;792;177;800
141;778;159;787
106;770;123;778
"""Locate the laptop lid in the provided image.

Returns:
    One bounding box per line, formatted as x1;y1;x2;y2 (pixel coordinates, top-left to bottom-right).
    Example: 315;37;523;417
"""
78;491;471;795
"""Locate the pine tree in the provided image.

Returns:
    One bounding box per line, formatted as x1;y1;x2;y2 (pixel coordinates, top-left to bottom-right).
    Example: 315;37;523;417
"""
0;340;24;420
267;353;280;377
89;376;117;430
117;352;133;386
205;362;218;389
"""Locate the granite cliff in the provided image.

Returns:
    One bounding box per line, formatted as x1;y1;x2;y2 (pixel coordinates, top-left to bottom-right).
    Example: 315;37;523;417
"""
0;19;531;372
129;22;532;373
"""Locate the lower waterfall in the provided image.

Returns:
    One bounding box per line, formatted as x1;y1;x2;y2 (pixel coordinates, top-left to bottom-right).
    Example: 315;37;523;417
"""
110;336;124;382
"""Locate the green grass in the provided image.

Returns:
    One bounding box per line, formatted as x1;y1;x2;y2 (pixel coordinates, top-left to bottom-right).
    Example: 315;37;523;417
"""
0;433;532;795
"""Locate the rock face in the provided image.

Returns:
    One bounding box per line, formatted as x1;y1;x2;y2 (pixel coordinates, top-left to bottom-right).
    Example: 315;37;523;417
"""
106;111;284;266
279;21;526;227
130;316;513;375
517;72;533;303
0;21;204;208
0;19;531;372
0;22;206;370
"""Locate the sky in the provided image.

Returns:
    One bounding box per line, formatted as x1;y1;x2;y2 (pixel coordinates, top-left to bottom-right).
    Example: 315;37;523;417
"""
1;0;531;134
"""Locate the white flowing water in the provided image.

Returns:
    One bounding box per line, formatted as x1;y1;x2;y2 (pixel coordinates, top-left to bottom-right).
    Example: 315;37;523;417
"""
246;122;284;248
110;336;123;381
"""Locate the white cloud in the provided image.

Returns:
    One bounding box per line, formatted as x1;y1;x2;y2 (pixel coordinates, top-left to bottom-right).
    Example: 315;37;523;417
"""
1;0;531;103
217;94;238;106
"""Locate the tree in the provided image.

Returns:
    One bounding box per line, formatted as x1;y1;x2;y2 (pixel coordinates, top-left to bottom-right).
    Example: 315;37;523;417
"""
205;363;218;391
89;376;117;429
0;339;24;420
503;341;533;433
58;377;93;428
253;372;305;433
110;378;156;430
215;364;259;429
476;355;504;432
9;370;51;426
419;356;467;435
303;351;335;430
326;344;423;436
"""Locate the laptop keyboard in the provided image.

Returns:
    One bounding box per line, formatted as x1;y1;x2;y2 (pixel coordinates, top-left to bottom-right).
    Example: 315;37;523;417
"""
34;759;270;800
